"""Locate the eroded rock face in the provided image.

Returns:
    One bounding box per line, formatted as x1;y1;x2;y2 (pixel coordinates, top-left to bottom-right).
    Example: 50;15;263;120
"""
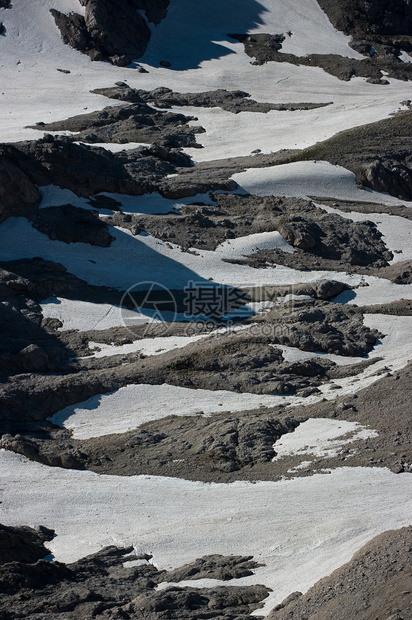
0;526;269;619
0;296;71;375
0;524;54;564
116;193;392;273
51;0;170;66
32;205;114;247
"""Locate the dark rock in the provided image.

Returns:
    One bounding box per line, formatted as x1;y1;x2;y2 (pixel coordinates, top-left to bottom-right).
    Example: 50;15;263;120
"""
0;258;121;304
87;194;122;211
317;0;412;60
166;554;263;582
93;84;333;114
32;204;114;247
358;159;412;201
159;60;171;67
0;155;41;222
51;0;171;66
1;136;192;199
32;100;205;148
0;529;269;619
0;524;54;565
135;193;392;271
232;32;412;82
15;344;49;372
50;9;90;53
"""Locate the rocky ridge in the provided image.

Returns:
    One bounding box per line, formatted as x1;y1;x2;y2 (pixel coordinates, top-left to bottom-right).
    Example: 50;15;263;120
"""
51;0;170;66
0;525;269;619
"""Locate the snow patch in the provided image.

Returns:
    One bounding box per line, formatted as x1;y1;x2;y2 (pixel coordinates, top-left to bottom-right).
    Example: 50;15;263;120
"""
273;418;378;460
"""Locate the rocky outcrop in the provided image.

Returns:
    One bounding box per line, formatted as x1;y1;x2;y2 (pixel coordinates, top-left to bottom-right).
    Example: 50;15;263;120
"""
32;205;114;247
93;84;333;114
0;524;54;564
2;136;193;198
0;530;269;619
32;101;205;148
231;33;412;83
51;0;170;66
0;296;73;376
317;0;412;57
115;193;392;273
2;361;410;482
292;109;412;201
357;158;412;201
0;258;121;304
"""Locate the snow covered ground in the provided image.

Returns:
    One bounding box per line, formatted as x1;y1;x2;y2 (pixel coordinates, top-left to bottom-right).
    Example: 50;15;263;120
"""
0;450;410;615
0;0;411;160
50;383;288;439
1;1;412;615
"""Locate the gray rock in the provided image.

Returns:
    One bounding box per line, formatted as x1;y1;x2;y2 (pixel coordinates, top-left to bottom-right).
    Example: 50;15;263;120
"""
93;84;333;114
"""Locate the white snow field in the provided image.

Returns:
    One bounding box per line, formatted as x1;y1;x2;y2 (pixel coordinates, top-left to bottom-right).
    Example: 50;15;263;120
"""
50;383;288;439
0;450;411;616
1;0;412;615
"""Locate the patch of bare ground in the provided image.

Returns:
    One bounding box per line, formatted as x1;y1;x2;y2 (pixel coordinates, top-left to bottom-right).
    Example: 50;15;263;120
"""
1;359;410;483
